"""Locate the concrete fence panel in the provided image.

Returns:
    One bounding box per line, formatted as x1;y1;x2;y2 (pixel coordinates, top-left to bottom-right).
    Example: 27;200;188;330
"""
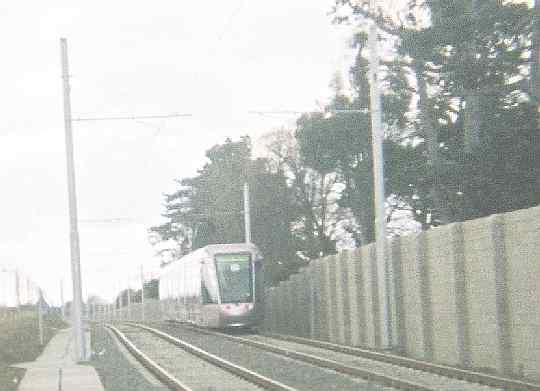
289;273;305;337
267;288;278;333
339;251;352;346
451;223;472;368
298;268;312;338
261;205;540;381
504;207;540;380
390;237;406;353
347;248;366;346
281;280;293;334
274;285;284;333
426;225;460;365
398;233;426;359
362;243;379;347
463;215;501;372
309;261;323;340
325;255;339;342
320;258;332;341
281;279;292;333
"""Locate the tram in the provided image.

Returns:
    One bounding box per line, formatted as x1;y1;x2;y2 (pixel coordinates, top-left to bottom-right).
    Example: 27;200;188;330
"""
159;243;264;328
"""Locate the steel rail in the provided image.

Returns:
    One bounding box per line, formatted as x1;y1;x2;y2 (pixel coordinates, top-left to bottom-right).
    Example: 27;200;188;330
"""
171;323;436;391
264;333;540;391
106;325;194;391
128;323;298;391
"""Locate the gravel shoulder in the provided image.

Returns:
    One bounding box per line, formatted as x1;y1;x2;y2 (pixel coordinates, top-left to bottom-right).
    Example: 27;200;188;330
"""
90;324;168;391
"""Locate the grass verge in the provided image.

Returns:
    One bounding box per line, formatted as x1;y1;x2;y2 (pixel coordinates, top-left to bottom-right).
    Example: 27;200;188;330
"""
0;311;67;391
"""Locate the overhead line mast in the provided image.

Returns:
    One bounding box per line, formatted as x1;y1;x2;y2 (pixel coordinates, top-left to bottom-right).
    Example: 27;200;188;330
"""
59;38;192;361
367;0;392;350
60;37;86;361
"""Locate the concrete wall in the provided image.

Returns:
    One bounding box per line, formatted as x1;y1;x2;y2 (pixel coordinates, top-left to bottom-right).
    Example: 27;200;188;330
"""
504;207;540;378
262;205;540;382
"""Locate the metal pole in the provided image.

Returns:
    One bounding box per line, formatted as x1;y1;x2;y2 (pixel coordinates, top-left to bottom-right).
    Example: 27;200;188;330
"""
117;281;122;320
60;37;86;361
243;182;251;243
367;0;392;349
127;278;131;321
15;270;21;310
140;265;145;322
60;279;65;319
38;289;44;346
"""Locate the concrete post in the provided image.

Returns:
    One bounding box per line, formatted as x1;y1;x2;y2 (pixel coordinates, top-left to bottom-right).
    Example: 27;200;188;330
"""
417;232;434;360
351;249;367;346
308;262;320;340
321;258;332;341
452;223;472;367
391;237;406;353
333;254;346;345
328;255;339;343
299;268;311;338
491;214;514;375
368;244;382;347
339;251;352;346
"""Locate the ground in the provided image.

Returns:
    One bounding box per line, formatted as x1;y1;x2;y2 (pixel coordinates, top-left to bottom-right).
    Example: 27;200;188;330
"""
0;311;67;391
90;324;166;391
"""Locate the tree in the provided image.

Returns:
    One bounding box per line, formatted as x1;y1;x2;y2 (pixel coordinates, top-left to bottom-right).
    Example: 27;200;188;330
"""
152;137;300;286
295;32;420;245
263;128;338;259
333;0;540;226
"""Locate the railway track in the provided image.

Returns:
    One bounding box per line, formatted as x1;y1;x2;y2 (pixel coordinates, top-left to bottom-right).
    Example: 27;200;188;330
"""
111;322;386;390
157;320;540;391
107;323;297;391
263;332;540;391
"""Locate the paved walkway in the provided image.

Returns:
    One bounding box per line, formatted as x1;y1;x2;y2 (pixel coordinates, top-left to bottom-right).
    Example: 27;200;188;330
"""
12;328;104;391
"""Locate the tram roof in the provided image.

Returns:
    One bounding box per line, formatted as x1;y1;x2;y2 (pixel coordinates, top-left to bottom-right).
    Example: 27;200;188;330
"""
159;243;261;275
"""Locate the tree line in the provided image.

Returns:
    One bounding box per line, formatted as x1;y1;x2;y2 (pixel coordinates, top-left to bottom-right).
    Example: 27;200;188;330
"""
152;0;540;286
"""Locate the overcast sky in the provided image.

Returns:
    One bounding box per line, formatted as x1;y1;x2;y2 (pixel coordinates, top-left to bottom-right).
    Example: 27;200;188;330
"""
0;0;364;303
2;0;531;305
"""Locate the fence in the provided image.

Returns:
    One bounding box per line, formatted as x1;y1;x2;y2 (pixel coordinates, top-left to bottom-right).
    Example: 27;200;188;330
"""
263;205;540;381
0;269;41;318
86;298;163;323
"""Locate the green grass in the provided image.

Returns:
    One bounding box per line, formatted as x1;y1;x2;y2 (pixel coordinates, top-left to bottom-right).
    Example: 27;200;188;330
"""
0;311;68;391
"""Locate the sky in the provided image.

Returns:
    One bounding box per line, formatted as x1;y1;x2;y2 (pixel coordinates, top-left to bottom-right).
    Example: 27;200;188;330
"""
0;0;362;304
2;0;531;305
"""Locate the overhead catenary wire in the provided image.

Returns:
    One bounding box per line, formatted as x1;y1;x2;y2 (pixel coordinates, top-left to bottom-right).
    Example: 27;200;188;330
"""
72;113;192;122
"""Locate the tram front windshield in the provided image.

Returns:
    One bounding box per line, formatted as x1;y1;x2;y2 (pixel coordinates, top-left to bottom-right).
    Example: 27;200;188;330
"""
215;253;253;303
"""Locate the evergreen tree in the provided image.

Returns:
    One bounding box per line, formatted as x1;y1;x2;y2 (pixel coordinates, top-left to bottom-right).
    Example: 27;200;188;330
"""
334;0;540;226
152;137;300;286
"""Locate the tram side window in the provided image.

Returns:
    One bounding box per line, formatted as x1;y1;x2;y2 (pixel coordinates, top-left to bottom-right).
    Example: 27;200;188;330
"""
201;281;213;304
201;265;218;304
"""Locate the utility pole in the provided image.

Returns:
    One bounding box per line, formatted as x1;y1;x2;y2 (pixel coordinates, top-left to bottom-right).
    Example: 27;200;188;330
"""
60;279;65;319
14;270;21;311
117;281;122;320
60;37;86;361
127;278;131;321
38;289;44;346
140;265;145;322
367;0;392;349
243;182;251;244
